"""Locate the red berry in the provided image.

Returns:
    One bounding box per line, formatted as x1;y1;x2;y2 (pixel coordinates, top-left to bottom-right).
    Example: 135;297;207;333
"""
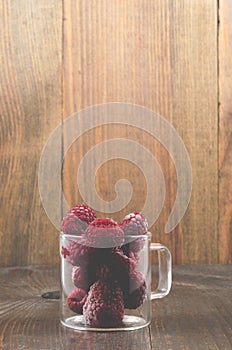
67;288;87;314
120;212;148;252
123;270;146;309
68;205;96;225
61;212;87;235
120;212;148;235
72;266;97;292
96;264;113;281
110;248;137;282
65;240;112;268
66;241;97;267
122;238;146;254
84;218;124;248
83;280;124;327
95;249;137;288
128;251;140;263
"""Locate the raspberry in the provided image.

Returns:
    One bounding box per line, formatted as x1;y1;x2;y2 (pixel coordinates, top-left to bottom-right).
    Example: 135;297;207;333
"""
116;247;139;263
121;242;142;258
110;249;137;283
72;266;97;292
64;240;113;268
122;238;146;254
61;212;86;235
84;218;124;248
67;288;87;314
123;270;146;309
120;212;148;235
83;280;124;327
94;249;137;288
127;250;140;264
120;212;148;252
65;241;97;267
96;264;113;281
69;204;96;225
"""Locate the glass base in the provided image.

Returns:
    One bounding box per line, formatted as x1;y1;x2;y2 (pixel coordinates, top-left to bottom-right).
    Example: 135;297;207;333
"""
61;315;150;332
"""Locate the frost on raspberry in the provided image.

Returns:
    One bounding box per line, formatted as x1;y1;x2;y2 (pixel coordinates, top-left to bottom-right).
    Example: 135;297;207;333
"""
120;212;148;235
84;218;124;248
65;240;112;268
72;266;97;292
67;288;87;314
120;212;148;253
83;280;124;327
61;212;87;235
66;241;97;267
68;204;96;225
122;237;146;254
62;205;96;235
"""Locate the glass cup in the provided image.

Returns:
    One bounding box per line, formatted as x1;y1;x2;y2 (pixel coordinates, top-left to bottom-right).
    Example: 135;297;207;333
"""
60;232;172;331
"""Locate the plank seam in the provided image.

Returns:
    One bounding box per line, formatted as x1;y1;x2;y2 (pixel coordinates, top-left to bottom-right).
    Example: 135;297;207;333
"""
61;0;65;222
217;0;220;264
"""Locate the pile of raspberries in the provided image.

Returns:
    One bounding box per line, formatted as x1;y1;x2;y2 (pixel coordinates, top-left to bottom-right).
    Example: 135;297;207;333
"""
61;205;148;328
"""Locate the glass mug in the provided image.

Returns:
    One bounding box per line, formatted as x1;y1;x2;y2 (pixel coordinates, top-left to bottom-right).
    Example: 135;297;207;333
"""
60;232;172;331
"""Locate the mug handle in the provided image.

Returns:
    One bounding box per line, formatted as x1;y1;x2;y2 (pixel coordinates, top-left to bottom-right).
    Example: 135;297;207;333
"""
150;243;172;300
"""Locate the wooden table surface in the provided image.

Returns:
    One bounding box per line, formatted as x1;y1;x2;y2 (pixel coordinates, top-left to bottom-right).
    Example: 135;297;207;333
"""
0;265;231;350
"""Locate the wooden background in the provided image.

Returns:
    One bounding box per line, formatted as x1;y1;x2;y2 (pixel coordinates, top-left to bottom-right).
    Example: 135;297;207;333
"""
0;0;231;267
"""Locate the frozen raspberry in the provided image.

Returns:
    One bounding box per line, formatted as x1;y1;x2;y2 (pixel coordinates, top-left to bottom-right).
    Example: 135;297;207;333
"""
72;266;97;292
94;249;136;286
123;270;146;309
96;248;138;284
61;212;86;235
65;241;97;267
130;251;140;261
96;264;113;281
62;205;96;235
68;204;96;225
83;280;124;327
120;212;148;253
64;240;112;268
67;288;87;314
110;249;137;282
122;238;146;254
121;245;141;261
84;218;124;248
127;250;140;264
120;212;148;235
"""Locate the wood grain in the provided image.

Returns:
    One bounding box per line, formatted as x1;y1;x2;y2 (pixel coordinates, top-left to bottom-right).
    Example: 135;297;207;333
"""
0;1;228;266
219;0;232;264
0;266;151;350
156;265;232;350
63;1;218;263
0;1;62;266
0;266;231;349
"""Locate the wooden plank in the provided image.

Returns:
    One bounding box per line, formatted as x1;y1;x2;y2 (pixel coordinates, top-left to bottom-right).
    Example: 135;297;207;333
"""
0;266;151;350
0;266;231;349
219;0;232;264
63;1;218;263
0;0;62;266
169;1;218;264
151;265;232;349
